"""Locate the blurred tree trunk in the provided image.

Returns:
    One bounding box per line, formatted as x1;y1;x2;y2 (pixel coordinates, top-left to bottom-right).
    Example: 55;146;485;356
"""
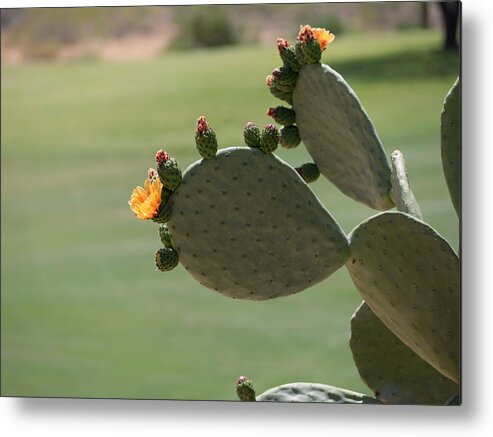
437;1;460;51
420;2;429;29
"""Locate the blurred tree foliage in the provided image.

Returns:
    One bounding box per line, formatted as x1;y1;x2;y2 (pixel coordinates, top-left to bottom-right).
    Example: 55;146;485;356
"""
170;6;238;50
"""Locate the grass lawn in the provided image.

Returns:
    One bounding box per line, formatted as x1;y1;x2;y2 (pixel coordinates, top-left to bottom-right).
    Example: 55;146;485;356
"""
1;29;459;400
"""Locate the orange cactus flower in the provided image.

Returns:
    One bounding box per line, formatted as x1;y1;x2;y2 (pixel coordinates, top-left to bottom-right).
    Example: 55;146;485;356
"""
129;177;163;220
311;27;335;51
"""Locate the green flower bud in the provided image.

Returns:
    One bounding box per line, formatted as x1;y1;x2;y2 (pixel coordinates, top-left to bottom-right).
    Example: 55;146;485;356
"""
243;122;261;148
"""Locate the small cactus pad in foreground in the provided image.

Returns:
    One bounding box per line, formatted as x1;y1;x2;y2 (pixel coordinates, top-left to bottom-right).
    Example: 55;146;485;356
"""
256;383;379;403
346;212;459;383
390;150;423;220
195;116;218;159
292;63;393;210
441;77;460;216
350;302;458;405
167;147;349;300
236;376;256;401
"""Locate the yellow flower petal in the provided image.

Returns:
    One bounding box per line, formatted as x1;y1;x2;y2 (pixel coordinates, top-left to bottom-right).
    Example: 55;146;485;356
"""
129;176;163;220
311;27;335;51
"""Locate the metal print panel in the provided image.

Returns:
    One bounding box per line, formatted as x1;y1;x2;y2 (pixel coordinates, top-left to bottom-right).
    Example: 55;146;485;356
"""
1;1;461;404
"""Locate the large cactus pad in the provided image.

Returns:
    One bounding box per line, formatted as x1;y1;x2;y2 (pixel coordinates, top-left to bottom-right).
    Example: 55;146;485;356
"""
441;77;460;216
346;212;459;383
350;302;458;405
167;147;349;300
256;382;379;403
293;63;394;211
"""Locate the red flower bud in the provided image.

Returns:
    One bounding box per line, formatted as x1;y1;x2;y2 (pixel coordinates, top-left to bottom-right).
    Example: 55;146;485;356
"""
196;116;209;135
298;24;314;42
277;38;289;53
155;149;169;165
266;107;277;118
147;167;158;180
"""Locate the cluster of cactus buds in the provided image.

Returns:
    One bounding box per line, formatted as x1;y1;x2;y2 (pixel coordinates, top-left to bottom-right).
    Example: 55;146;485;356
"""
243;121;279;154
128;147;183;271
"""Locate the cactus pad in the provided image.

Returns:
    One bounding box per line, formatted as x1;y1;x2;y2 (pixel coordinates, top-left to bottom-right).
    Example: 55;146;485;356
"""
292;63;393;210
350;302;458;405
441;77;460;216
390;150;422;220
256;382;379;403
167;147;349;300
346;212;460;383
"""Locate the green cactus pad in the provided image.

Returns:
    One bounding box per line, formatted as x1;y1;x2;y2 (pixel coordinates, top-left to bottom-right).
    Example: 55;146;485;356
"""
346;212;460;383
350;302;458;405
155;247;179;271
441;77;460;216
280;125;301;149
157;158;182;190
167;147;349;300
292;63;393;210
256;382;379;403
390;150;423;220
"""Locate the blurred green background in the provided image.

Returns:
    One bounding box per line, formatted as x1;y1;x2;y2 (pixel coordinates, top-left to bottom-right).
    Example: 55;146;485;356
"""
1;3;459;400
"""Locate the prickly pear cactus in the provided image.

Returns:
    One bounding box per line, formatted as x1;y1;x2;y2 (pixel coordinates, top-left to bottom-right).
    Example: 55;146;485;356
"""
350;302;458;405
346;211;460;383
256;382;379;404
166;146;349;300
266;25;394;211
390;150;423;220
441;77;460;216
